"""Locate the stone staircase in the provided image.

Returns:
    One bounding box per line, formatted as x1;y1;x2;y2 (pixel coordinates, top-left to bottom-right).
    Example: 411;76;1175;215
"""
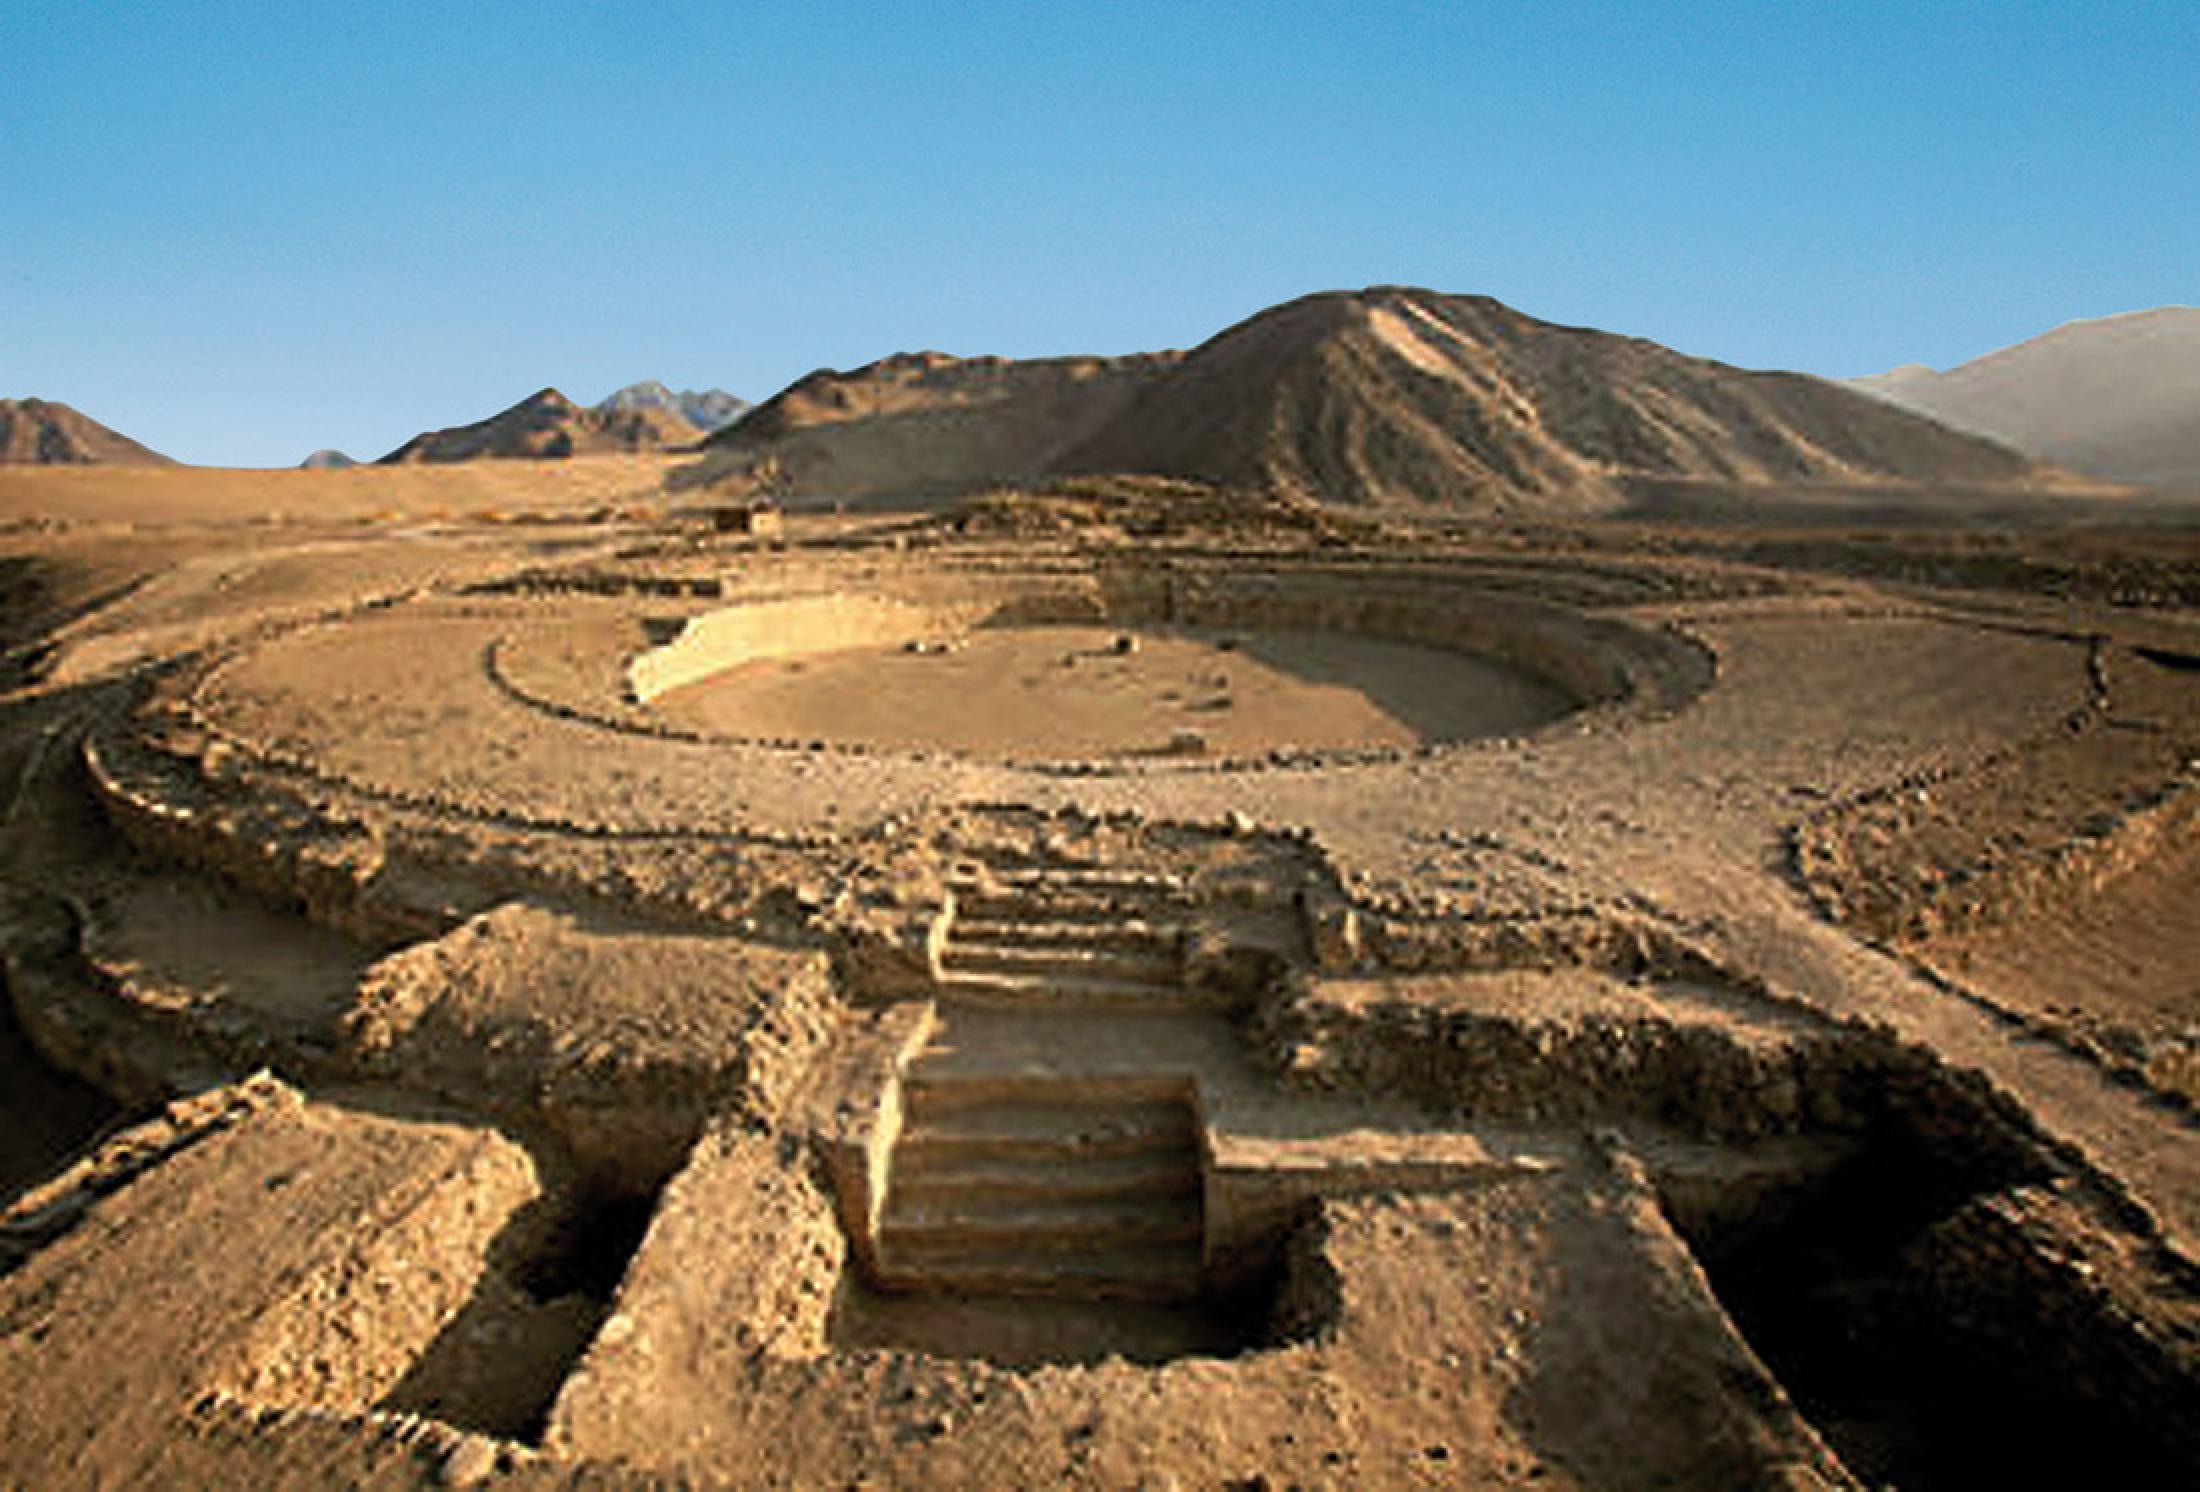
874;1070;1205;1302
860;855;1261;1304
939;861;1226;1012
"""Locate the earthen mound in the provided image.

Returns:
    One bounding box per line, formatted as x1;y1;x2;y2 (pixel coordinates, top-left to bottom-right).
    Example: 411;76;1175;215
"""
0;398;175;466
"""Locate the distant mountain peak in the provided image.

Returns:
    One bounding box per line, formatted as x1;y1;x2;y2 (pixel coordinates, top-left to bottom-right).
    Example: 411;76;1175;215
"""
1850;307;2200;489
0;398;175;466
596;381;750;434
380;384;714;463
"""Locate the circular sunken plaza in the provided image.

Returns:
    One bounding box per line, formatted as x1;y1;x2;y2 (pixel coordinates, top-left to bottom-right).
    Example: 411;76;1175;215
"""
5;509;2199;1489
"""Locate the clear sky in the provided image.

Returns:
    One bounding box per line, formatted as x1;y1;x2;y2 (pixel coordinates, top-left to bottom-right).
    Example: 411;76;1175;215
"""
2;1;2192;467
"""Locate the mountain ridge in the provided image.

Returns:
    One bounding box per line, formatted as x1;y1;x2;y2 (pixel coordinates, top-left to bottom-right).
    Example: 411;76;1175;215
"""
0;398;176;466
1851;307;2200;488
596;381;749;434
703;286;2037;511
379;387;706;463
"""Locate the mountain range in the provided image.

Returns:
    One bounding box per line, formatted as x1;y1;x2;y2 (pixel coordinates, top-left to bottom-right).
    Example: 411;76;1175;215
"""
1851;307;2200;490
595;381;749;434
376;388;711;464
12;296;2194;508
701;287;2033;512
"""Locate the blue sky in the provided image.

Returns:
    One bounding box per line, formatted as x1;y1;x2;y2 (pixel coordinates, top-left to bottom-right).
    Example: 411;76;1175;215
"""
2;1;2192;467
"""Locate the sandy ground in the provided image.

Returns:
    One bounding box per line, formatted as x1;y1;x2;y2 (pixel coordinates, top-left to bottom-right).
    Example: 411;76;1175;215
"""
0;453;686;526
650;624;1576;757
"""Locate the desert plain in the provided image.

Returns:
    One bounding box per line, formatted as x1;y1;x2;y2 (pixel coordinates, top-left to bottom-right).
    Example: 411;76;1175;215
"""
3;290;2199;1490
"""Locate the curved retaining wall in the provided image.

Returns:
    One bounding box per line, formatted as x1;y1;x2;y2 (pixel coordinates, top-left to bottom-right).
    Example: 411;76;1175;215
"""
624;558;1711;721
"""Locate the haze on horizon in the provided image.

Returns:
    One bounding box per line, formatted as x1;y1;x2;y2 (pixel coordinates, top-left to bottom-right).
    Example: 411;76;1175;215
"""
2;1;2192;468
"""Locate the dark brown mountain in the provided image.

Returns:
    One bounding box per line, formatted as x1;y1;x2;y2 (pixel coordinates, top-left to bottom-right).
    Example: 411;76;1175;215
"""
378;388;704;463
0;399;176;466
699;350;1182;501
1055;288;2038;513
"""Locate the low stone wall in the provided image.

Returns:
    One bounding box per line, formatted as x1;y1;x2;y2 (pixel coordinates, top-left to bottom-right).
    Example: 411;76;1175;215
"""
629;594;1005;702
345;903;845;1196
1255;970;1877;1143
1153;566;1680;712
208;1106;544;1418
798;1000;938;1279
84;724;449;950
544;1119;852;1459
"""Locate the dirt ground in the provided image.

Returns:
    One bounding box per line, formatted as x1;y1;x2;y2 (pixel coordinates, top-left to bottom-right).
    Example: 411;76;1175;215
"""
650;624;1575;758
2;468;2197;1489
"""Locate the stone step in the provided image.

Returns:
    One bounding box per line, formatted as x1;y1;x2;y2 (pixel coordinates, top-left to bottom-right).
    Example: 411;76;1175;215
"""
941;940;1181;986
902;1070;1191;1115
949;888;1192;925
947;917;1182;955
887;1151;1201;1209
872;1241;1205;1303
934;969;1228;1012
952;864;1190;896
879;1194;1203;1254
895;1106;1194;1166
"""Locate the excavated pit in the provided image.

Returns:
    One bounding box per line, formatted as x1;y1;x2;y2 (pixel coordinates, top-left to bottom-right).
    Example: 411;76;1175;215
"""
1669;1071;2196;1491
826;1262;1298;1369
0;986;121;1202
375;1181;663;1443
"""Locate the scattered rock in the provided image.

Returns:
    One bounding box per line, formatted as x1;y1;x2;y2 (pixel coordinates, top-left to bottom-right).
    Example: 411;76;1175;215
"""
438;1434;501;1488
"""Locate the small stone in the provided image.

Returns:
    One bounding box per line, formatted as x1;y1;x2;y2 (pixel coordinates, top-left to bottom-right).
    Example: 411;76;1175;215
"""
438;1434;500;1488
1112;633;1139;655
1224;808;1255;835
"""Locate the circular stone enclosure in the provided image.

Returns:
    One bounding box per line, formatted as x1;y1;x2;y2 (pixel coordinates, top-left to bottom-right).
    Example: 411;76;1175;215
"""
627;563;1706;765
